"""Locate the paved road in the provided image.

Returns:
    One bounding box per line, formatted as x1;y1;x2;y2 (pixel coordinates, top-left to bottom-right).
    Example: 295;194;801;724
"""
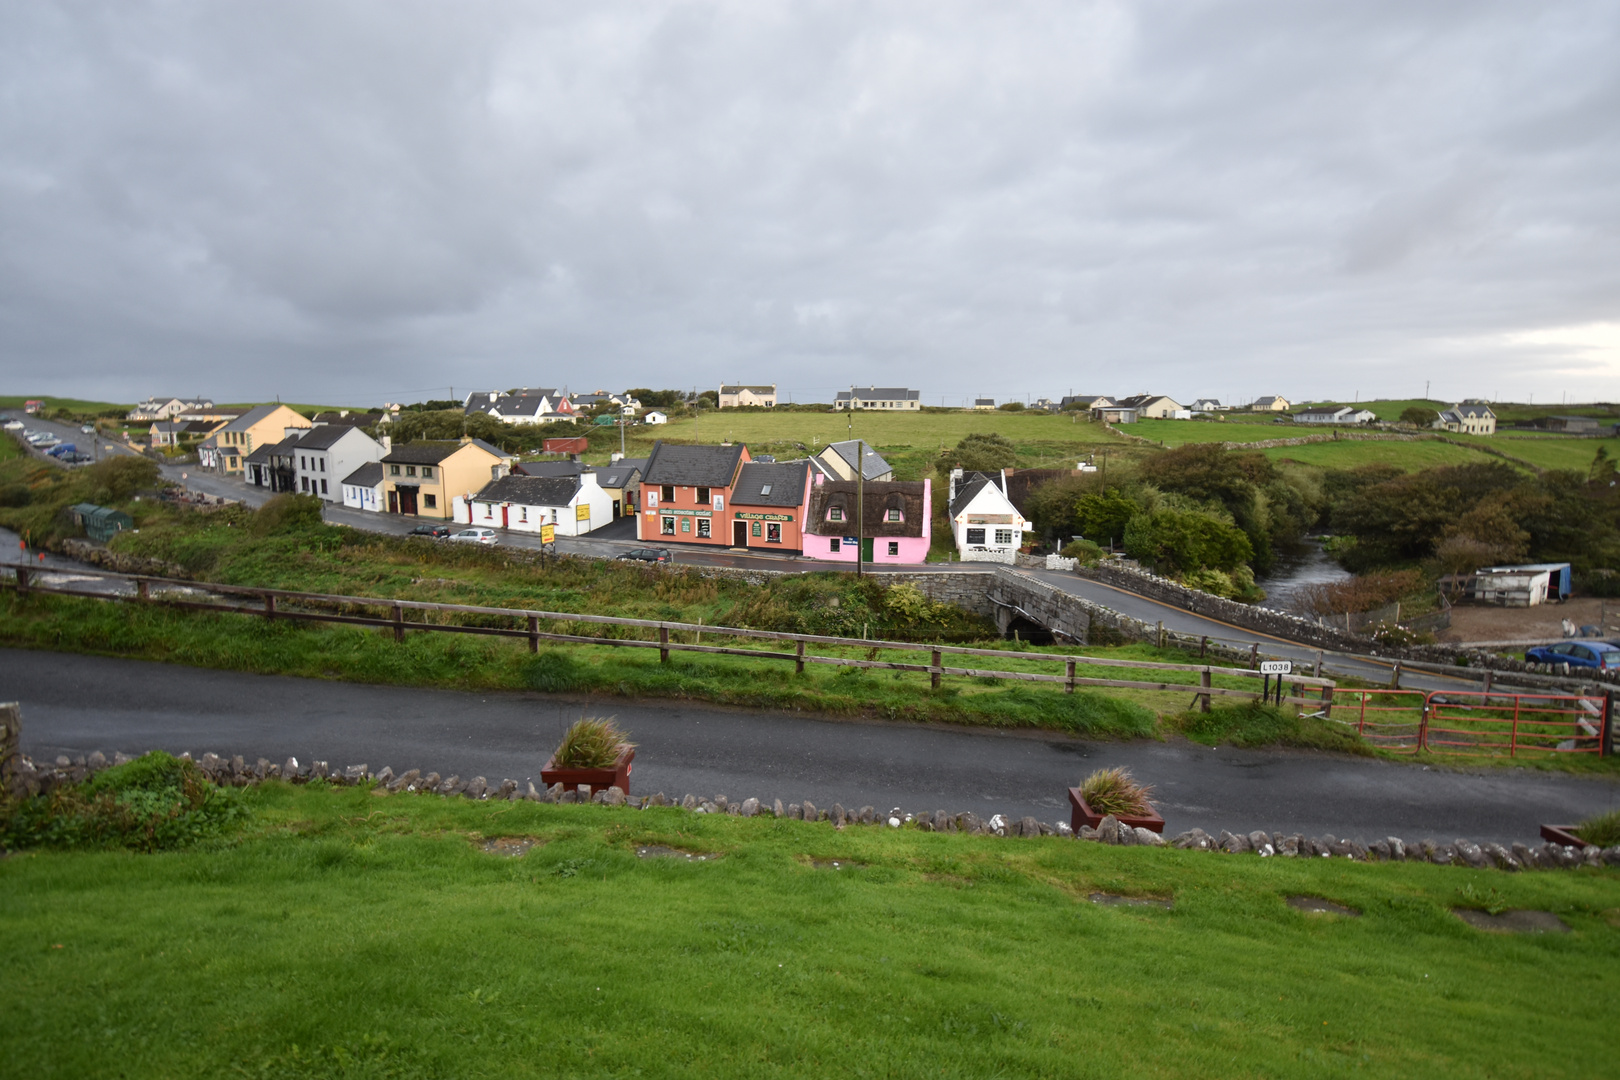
5;648;1615;844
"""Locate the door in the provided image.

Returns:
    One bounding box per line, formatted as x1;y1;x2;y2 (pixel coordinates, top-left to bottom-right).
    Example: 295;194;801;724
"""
398;486;418;516
860;537;874;561
613;499;621;519
733;520;748;547
387;489;398;514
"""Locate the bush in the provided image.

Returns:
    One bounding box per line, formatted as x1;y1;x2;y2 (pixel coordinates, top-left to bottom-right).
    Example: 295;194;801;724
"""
0;483;29;507
1124;506;1253;574
1059;539;1102;564
0;751;246;852
1078;766;1155;817
1575;809;1620;847
251;494;326;536
551;717;635;768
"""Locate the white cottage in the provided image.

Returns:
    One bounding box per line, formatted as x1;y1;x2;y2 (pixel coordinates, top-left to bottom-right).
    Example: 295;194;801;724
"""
948;469;1027;564
454;472;614;536
340;462;386;512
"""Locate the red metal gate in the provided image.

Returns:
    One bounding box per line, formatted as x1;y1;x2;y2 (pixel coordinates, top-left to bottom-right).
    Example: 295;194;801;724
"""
1423;691;1608;758
1329;689;1427;753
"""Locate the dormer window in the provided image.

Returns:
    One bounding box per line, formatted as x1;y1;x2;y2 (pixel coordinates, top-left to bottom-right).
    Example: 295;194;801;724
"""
886;509;901;522
829;507;844;522
760;484;772;496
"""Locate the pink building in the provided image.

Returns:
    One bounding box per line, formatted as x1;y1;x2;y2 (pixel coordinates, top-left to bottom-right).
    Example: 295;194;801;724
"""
801;476;931;564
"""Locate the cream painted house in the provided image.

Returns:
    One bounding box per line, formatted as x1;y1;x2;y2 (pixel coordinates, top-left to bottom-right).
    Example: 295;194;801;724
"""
718;384;777;408
381;437;512;519
210;404;311;475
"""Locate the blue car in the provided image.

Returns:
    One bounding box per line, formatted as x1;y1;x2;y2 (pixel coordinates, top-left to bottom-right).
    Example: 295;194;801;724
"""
1524;641;1620;670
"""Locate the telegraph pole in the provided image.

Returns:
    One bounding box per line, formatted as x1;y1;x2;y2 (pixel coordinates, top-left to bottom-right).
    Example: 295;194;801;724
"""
856;436;865;578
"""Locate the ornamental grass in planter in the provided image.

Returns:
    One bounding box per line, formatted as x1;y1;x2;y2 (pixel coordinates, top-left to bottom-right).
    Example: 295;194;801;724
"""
1541;808;1620;849
1068;766;1164;834
540;717;636;797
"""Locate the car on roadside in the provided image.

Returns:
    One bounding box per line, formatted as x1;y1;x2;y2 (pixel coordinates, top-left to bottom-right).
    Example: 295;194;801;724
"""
1524;641;1620;671
448;527;499;545
81;424;96;434
3;420;24;431
616;547;672;563
408;523;454;539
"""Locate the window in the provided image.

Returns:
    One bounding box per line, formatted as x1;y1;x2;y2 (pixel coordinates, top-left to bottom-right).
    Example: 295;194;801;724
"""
887;541;899;556
300;477;309;492
830;538;841;553
299;456;306;469
661;516;676;535
760;483;772;496
406;466;417;477
320;479;328;495
519;507;527;522
697;518;711;538
829;507;844;522
421;467;433;479
661;485;675;503
766;522;781;543
697;487;710;504
995;529;1015;544
424;494;437;509
966;527;986;545
484;504;494;518
389;464;400;476
886;509;901;522
319;459;325;472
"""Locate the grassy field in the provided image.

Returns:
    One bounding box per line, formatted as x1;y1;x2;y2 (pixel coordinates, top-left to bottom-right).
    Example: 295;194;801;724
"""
1261;440;1505;472
3;783;1616;1078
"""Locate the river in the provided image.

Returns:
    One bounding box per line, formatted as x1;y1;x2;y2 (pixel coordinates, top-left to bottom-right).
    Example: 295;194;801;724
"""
1257;538;1350;614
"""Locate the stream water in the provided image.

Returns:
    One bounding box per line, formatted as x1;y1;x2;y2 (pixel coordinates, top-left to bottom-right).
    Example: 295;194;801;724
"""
1257;539;1351;615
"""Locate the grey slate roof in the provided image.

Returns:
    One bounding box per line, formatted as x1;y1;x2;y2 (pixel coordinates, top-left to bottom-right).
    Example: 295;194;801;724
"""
974;398;995;407
720;384;775;394
640;441;746;487
731;461;809;508
293;424;367;451
597;463;643;489
218;403;286;432
806;480;926;537
383;440;467;465
949;472;1009;517
245;435;301;465
823;439;892;481
472;474;581;507
342;462;385;488
835;387;920;401
516;460;585;477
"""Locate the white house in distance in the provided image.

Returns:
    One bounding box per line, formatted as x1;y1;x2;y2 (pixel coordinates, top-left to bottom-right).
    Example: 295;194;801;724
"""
718;384;777;408
463;388;575;424
1295;405;1377;425
454;472;614;536
291;425;387;503
1434;403;1497;436
643;411;668;425
1189;398;1224;412
341;462;386;512
947;468;1027;564
1111;394;1183;419
835;387;922;411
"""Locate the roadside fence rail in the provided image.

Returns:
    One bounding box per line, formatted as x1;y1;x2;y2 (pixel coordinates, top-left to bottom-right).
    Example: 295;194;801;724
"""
0;563;1337;707
1324;687;1610;758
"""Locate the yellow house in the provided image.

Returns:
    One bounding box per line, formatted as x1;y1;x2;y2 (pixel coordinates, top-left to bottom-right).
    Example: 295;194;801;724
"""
381;437;512;519
211;404;311;475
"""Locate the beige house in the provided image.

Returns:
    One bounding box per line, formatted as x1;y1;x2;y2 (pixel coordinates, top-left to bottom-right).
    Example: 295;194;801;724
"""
718;384;777;408
1111;394;1183;419
1251;395;1291;412
381;437;512;519
1434;403;1497;436
211;404;311;475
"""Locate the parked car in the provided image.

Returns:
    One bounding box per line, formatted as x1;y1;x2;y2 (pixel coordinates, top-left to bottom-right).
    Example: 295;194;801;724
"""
1524;641;1620;671
47;443;76;458
408;523;454;539
62;453;94;464
449;527;499;545
81;424;95;434
616;547;672;563
3;420;24;430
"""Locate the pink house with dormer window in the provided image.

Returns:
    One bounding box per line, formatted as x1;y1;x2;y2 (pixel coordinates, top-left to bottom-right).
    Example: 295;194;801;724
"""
801;474;931;563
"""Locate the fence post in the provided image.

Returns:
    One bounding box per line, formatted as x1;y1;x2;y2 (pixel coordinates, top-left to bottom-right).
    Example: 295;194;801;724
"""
931;649;942;690
136;578;150;602
659;626;669;664
1482;669;1493;697
527;615;539;654
1199;668;1211;713
1156;620;1164;649
796;639;805;676
1389;662;1401;690
1321;684;1333;720
14;566;26;594
1314;650;1323;678
263;593;274;620
1065;658;1076;695
1602;692;1613;757
393;604;404;644
1199;635;1208;659
1248;643;1258;671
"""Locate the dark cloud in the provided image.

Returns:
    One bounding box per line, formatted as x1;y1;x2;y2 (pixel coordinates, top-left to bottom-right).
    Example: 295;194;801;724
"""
2;1;1616;406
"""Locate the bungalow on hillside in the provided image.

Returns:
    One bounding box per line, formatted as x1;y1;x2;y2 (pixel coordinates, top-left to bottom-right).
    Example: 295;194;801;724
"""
816;439;894;483
1189;398;1224;412
1434;403;1497;436
455;472;613;535
341;463;386;512
1251;395;1291;412
381;437;511;519
718;384;777;408
643;411;668;425
802;478;930;564
972;398;996;411
127;397;213;421
948;469;1026;563
834;387;921;411
1061;395;1114;411
1295;406;1377;425
1111;394;1183;419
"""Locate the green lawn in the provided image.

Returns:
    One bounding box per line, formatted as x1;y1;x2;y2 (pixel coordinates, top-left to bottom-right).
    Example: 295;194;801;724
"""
3;784;1615;1078
1130;418;1297;445
1261;440;1505;472
1454;433;1620;473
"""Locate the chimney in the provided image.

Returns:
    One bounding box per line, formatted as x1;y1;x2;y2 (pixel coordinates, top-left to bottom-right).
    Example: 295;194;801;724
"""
380;434;391;454
949;467;963;503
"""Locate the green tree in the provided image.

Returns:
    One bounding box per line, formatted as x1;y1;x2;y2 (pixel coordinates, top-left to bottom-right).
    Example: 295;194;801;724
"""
936;432;1017;478
1400;406;1439;426
1123;507;1253;574
1074;488;1140;547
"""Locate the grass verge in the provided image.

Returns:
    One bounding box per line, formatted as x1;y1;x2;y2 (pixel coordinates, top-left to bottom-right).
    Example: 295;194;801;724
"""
2;783;1617;1078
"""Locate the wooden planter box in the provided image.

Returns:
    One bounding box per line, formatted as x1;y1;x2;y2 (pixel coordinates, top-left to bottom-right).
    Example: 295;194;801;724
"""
1068;787;1165;834
1540;824;1587;847
541;747;634;797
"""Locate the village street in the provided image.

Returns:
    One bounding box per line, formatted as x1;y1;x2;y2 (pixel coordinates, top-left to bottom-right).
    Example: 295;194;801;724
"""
6;648;1615;845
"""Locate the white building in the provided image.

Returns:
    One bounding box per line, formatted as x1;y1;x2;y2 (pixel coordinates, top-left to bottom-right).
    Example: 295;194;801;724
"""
834;387;922;411
947;468;1026;564
340;462;386;512
291;425;387;503
1295;406;1377;425
643;411;668;425
718;384;777;408
1110;394;1184;419
454;472;614;536
1434;403;1497;436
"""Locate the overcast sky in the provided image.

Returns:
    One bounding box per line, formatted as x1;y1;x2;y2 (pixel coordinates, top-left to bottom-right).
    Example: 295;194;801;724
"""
2;1;1617;408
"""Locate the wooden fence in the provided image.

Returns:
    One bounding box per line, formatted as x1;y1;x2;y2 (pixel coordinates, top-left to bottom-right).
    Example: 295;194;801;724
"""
2;563;1337;709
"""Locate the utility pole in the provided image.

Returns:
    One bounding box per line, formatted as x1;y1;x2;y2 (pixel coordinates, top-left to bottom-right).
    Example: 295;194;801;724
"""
856;436;865;578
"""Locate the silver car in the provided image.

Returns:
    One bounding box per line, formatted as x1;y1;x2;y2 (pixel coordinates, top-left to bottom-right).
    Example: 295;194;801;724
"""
449;527;499;545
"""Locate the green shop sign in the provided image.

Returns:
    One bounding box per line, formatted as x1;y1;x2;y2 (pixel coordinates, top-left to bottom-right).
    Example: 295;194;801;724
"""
733;512;795;521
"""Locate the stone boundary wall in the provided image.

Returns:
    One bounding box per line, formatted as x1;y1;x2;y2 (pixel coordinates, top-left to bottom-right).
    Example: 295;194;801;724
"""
5;717;1611;873
1219;431;1420;451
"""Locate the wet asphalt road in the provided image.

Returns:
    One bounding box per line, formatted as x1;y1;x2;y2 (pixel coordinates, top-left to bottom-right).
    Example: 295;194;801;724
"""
5;648;1615;845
